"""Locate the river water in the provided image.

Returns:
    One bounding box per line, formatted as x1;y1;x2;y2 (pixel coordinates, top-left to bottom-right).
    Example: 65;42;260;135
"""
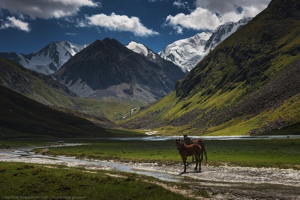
102;134;300;141
1;136;300;199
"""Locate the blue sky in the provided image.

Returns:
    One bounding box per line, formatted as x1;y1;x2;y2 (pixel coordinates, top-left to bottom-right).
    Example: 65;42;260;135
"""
0;0;271;54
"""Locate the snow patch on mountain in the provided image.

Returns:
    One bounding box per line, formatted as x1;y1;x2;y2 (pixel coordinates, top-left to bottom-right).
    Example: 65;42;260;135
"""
159;18;252;72
126;41;156;60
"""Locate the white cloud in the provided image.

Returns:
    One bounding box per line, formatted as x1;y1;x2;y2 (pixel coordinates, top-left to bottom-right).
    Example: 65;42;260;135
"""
165;0;271;32
86;13;159;37
0;16;30;32
173;0;190;10
195;0;270;16
0;0;100;19
165;7;221;32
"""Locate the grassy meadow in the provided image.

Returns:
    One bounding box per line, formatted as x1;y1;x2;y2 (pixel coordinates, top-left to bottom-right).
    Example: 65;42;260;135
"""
0;162;193;200
37;138;300;169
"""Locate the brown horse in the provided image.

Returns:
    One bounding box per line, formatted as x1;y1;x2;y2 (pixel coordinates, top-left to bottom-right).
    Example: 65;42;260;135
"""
175;139;203;174
184;134;207;161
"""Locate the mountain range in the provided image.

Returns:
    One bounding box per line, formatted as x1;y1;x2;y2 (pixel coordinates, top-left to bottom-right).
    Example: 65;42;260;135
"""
0;41;87;75
0;18;250;76
159;17;252;72
121;0;300;136
53;38;185;103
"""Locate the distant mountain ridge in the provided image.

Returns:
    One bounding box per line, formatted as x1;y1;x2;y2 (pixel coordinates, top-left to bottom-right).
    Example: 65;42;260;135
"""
53;38;185;103
0;41;87;75
159;17;252;72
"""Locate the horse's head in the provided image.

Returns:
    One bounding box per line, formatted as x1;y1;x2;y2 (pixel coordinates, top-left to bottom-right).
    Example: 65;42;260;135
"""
183;134;191;144
175;139;182;150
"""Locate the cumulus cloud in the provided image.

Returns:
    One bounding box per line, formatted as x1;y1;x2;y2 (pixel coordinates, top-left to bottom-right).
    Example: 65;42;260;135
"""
0;0;100;19
85;13;159;37
166;7;221;31
195;0;270;16
0;16;30;32
165;0;271;33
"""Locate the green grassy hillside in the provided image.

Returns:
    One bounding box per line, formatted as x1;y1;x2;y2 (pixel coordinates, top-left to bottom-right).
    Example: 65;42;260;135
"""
120;0;300;136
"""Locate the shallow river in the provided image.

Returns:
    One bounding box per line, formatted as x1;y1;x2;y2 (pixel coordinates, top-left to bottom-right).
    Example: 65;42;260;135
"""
1;136;300;199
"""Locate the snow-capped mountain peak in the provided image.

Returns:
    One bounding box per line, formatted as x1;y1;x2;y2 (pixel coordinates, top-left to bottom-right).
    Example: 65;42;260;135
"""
159;32;212;72
159;17;252;72
126;41;156;60
18;41;88;75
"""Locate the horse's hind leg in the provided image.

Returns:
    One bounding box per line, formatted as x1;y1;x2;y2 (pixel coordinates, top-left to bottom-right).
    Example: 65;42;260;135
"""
194;155;199;171
199;153;202;172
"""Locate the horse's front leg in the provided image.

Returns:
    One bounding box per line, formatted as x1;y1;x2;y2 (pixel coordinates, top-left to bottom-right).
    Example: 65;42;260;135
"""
199;154;202;172
181;156;187;174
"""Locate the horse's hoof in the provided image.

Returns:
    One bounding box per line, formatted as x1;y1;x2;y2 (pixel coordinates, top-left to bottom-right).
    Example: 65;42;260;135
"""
179;171;186;175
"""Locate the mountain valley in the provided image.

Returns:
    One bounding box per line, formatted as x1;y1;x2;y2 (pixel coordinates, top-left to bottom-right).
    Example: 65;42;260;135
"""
0;0;300;137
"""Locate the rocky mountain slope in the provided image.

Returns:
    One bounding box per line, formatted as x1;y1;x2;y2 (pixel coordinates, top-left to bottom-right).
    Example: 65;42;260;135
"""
0;41;87;75
120;0;300;136
53;38;185;103
0;58;118;127
159;18;251;72
0;57;76;106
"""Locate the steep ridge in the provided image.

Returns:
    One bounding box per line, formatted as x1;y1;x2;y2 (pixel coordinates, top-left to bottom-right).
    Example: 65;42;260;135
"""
53;38;185;103
121;0;300;135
